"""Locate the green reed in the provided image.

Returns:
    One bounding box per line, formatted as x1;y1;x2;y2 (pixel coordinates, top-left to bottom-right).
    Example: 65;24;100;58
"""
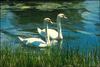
0;44;100;67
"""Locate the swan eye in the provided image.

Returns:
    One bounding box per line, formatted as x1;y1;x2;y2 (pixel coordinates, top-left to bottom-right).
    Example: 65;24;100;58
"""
62;15;65;18
59;14;65;18
48;19;51;22
61;15;67;19
60;15;64;18
48;19;53;24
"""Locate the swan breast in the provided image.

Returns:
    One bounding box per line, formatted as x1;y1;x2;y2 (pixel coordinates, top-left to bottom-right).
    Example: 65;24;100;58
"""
42;29;58;39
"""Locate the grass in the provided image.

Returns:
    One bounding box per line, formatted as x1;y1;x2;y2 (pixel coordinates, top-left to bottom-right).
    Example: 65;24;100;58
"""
0;43;100;67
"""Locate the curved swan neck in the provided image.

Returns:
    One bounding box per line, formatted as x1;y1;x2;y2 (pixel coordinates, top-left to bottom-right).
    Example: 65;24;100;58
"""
57;16;63;39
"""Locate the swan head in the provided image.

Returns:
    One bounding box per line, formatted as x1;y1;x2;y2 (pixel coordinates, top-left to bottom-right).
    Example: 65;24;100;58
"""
44;18;53;24
57;13;67;19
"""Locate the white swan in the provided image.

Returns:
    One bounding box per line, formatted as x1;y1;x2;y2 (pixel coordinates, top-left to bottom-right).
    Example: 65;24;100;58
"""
37;13;67;40
18;18;53;47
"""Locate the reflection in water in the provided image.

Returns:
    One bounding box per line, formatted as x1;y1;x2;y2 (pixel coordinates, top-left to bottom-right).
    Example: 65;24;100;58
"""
0;1;100;52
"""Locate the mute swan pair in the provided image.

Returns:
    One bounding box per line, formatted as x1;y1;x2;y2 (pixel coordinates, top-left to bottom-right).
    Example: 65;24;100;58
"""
18;13;67;47
18;18;53;47
37;13;67;40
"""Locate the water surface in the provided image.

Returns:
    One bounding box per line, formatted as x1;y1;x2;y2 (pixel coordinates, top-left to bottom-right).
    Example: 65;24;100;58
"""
0;1;100;52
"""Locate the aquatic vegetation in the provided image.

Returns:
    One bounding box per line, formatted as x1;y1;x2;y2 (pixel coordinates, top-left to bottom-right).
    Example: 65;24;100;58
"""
0;44;100;67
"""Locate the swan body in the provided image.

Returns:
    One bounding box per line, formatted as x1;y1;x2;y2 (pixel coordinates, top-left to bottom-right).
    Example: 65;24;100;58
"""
18;18;53;47
18;37;50;47
18;37;58;47
37;13;67;40
37;28;58;39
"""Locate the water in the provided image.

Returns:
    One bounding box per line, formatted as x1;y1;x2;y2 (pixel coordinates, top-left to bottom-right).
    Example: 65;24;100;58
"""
0;1;100;52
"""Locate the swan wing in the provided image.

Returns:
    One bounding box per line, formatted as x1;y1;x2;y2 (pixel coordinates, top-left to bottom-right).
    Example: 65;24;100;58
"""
37;28;46;36
26;39;50;47
47;29;58;39
24;38;45;44
37;28;58;39
24;38;57;47
18;37;58;47
24;38;48;47
18;37;47;47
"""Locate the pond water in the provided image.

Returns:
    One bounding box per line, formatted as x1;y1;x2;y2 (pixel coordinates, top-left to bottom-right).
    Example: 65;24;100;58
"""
0;1;100;52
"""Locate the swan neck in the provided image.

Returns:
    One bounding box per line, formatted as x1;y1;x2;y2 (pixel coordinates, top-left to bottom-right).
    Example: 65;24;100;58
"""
57;17;63;39
45;23;50;45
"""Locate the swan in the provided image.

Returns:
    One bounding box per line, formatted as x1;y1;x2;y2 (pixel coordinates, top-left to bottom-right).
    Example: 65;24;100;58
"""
37;13;67;40
18;18;53;47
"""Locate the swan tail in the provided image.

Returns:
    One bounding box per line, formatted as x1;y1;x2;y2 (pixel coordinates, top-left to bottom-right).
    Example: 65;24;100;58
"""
37;27;42;34
18;36;24;41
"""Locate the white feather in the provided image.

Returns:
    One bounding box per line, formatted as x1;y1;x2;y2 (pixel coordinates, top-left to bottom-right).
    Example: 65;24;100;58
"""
37;13;67;39
18;18;56;47
18;37;48;47
37;28;58;39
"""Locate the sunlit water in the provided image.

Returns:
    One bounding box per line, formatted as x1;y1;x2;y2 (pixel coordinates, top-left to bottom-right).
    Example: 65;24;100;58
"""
0;1;100;52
